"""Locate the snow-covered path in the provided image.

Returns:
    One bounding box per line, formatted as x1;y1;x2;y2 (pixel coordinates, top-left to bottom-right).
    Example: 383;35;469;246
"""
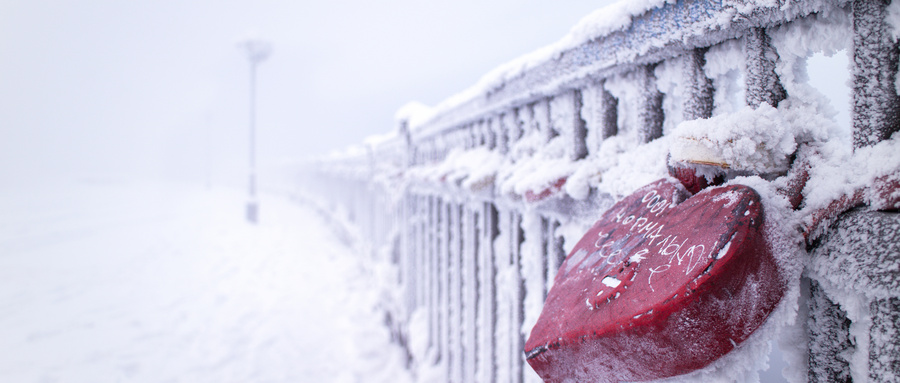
0;179;410;383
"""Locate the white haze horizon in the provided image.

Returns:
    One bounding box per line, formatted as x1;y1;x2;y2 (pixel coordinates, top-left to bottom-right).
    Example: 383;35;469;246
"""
0;0;618;189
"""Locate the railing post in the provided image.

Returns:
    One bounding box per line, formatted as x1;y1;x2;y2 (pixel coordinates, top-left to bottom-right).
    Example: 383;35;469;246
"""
418;195;427;308
807;279;854;383
498;111;513;155
533;99;554;143
637;64;665;143
520;212;546;383
540;217;550;302
486;117;498;150
804;4;900;381
810;209;900;381
512;212;526;383
515;105;530;148
463;205;479;382
683;47;715;121
552;89;589;160
494;210;526;383
852;0;900;148
474;121;482;149
428;195;439;353
399;118;413;167
450;202;464;382
545;219;565;292
431;196;442;360
440;199;451;372
745;27;787;108
495;209;512;383
471;124;480;148
478;202;499;383
600;81;619;140
869;297;900;382
404;196;417;311
869;296;900;382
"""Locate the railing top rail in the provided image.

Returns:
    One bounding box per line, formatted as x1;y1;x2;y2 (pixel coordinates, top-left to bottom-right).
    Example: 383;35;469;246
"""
406;0;837;142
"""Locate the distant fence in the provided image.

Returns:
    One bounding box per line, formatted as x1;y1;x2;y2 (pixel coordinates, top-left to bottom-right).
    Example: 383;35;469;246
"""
305;1;900;382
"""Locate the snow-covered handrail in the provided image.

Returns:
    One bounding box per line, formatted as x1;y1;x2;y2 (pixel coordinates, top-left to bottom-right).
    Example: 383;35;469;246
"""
307;1;900;382
405;0;836;142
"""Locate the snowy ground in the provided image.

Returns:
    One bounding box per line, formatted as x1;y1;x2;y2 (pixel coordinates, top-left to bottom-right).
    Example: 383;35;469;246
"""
0;178;411;383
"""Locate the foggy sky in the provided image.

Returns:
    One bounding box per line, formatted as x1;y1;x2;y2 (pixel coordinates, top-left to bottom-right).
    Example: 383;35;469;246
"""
0;0;616;187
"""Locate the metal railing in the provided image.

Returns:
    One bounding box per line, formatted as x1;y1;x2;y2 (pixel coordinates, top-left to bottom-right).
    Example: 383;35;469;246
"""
305;1;900;382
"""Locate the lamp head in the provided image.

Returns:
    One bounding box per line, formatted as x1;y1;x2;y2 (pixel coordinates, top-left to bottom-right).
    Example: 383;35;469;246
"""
238;39;272;64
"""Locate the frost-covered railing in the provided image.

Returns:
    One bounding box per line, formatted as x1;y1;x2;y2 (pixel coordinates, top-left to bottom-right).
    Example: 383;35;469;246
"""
305;1;900;382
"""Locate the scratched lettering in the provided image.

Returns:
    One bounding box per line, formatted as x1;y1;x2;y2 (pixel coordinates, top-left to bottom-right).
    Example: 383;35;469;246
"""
595;242;615;265
681;244;706;274
593;231;609;248
615;209;627;223
587;189;724;293
647;264;670;292
630;217;647;232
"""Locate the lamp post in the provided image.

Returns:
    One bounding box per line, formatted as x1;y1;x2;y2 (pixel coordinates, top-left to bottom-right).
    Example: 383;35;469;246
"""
238;38;271;224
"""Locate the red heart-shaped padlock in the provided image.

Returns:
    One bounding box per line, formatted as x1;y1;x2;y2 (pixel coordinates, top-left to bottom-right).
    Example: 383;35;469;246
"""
525;179;784;382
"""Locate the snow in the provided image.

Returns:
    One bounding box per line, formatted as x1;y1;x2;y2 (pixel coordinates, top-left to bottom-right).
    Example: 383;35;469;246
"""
407;146;504;190
800;135;900;238
567;0;673;43
669;100;833;174
608;139;671;190
0;178;411;383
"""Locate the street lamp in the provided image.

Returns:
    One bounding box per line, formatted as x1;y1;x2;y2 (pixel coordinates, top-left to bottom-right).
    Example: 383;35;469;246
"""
238;38;271;224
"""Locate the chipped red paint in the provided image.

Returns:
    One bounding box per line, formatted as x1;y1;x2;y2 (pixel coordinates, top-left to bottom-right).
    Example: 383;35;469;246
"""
802;172;900;242
525;179;784;383
524;177;568;203
668;166;724;194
